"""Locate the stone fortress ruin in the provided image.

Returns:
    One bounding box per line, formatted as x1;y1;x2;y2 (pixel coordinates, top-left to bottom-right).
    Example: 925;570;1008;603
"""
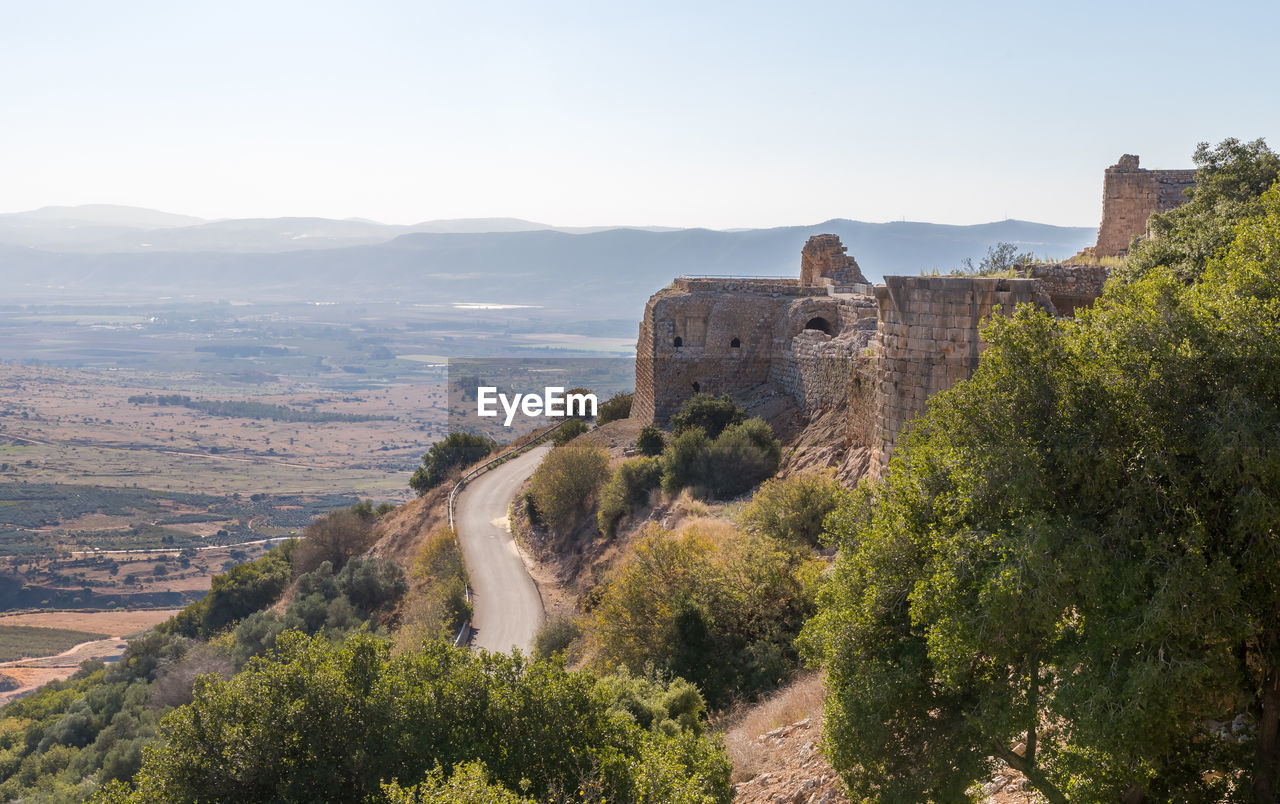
632;154;1193;478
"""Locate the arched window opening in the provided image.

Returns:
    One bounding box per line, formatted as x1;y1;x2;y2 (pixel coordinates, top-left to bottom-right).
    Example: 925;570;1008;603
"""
804;316;834;335
673;336;683;348
730;337;741;348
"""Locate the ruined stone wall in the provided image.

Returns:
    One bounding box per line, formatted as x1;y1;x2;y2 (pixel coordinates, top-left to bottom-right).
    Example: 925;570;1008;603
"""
800;234;868;287
767;299;877;413
1026;263;1109;315
869;276;1050;475
632;276;878;423
672;277;822;296
634;286;791;423
1094;154;1195;257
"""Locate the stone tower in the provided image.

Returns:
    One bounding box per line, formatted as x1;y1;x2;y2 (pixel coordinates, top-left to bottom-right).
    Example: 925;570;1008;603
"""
1093;154;1196;257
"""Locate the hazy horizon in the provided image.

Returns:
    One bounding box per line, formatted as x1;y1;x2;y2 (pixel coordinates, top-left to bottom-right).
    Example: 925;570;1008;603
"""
4;1;1276;231
0;201;1100;232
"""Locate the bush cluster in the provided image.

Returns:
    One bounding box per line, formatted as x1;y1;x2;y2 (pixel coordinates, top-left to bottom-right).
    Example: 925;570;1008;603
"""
660;419;780;499
410;432;495;495
595;391;633;425
739;470;843;547
597;456;662;536
525;441;609;536
99;633;731;804
590;522;821;706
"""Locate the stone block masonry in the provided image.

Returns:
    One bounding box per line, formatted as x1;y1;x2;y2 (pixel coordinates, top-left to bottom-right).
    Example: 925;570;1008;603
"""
1094;154;1195;257
635;153;1191;483
868;276;1050;475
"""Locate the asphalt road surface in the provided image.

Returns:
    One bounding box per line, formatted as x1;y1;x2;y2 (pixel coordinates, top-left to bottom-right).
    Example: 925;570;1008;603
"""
454;444;550;654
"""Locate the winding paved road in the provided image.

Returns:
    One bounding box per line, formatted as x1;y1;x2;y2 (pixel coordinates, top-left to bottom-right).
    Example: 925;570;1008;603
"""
454;444;550;654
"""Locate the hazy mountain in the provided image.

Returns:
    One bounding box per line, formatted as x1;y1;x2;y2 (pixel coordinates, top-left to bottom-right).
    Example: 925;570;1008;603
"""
0;206;682;252
0;217;1096;319
0;204;207;229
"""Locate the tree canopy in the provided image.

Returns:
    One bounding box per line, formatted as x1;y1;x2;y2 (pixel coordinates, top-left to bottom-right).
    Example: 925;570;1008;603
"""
802;175;1280;800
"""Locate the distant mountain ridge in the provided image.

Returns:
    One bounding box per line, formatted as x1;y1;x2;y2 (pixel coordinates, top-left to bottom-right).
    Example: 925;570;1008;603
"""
0;205;680;252
0;205;1096;318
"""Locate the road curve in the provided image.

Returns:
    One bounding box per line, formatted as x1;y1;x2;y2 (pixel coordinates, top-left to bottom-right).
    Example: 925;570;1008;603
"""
454;444;550;654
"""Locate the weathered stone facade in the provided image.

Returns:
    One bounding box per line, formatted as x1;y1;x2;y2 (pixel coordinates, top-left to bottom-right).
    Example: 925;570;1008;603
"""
632;234;882;424
1094;154;1195;257
800;233;868;288
634;155;1192;481
867;276;1051;475
631;274;876;423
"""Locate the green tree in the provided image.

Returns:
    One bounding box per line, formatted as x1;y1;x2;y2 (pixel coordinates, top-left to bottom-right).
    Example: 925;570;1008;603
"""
109;632;731;804
409;432;495;495
801;183;1280;801
1121;137;1279;283
635;424;666;457
956;241;1036;275
551;417;590;445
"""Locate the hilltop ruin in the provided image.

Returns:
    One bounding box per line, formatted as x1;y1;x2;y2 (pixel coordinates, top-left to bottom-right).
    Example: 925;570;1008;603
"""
632;154;1192;479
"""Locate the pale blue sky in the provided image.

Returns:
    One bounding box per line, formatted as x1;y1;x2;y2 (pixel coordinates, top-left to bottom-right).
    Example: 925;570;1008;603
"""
1;0;1275;228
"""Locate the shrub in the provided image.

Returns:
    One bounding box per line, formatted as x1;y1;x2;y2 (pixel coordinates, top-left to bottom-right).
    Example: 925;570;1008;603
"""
635;425;665;457
670;393;743;439
700;419;781;498
659;427;711;496
739;470;843;547
165;542;295;638
551;418;589;446
596;392;633;425
597;457;663;536
532;616;582;661
660;418;780;499
526;442;609;536
410;432;495;495
589;523;821;707
398;526;472;647
292;509;376;576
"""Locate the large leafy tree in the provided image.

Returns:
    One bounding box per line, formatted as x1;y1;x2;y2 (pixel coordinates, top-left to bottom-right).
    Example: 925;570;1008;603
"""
802;183;1280;801
1120;137;1279;283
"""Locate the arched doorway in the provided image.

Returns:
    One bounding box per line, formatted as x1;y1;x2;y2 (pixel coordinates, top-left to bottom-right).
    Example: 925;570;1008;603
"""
804;316;834;335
